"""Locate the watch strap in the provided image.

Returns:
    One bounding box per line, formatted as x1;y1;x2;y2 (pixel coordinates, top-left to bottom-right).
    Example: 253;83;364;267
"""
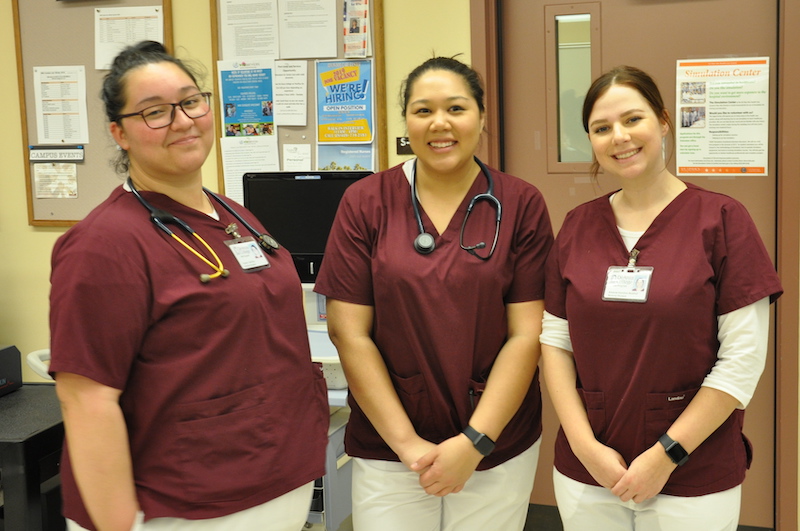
462;425;496;456
658;433;689;466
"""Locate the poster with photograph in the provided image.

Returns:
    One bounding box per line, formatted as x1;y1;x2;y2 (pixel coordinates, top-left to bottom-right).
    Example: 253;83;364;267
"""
675;57;769;176
218;59;276;138
316;59;373;143
343;0;369;58
317;143;373;171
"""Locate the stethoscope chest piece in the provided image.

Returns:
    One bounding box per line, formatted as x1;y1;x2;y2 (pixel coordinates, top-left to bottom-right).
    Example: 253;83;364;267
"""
257;233;280;252
410;157;500;260
414;232;435;254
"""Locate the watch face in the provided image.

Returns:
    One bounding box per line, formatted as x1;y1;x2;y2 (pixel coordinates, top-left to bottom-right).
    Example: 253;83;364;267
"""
475;434;495;456
669;445;689;465
659;434;689;466
463;426;495;456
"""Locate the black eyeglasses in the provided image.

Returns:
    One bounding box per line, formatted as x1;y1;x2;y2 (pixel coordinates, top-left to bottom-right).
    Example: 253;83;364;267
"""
114;92;212;129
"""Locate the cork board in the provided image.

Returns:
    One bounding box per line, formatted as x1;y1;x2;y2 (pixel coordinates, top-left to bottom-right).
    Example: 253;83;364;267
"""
13;0;173;225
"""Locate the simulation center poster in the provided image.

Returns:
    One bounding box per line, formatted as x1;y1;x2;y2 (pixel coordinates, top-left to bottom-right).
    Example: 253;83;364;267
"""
675;57;769;177
316;59;374;143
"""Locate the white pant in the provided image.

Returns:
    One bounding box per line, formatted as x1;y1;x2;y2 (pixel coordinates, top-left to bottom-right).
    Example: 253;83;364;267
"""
553;468;741;531
351;438;541;531
67;481;314;531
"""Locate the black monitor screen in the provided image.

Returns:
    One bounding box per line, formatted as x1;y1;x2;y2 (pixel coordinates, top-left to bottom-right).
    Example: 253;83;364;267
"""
243;170;371;283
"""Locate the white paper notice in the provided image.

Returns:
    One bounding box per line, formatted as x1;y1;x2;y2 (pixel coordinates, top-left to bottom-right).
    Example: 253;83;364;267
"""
283;144;312;171
220;0;279;60
33;66;90;145
675;57;770;177
34;163;78;199
220;136;280;203
278;0;337;59
273;61;308;125
95;7;164;70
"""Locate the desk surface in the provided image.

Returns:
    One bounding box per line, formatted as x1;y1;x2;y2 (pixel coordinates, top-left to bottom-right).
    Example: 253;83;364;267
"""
0;384;62;443
0;384;340;440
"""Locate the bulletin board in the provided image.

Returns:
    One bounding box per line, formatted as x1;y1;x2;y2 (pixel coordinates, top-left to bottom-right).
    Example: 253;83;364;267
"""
209;0;387;194
13;0;173;226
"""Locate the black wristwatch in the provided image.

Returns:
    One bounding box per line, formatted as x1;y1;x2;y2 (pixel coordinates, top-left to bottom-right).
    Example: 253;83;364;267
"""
462;425;496;456
658;434;689;466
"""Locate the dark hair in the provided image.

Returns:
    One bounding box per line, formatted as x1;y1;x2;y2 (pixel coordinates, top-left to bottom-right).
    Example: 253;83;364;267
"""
582;66;675;178
399;56;485;118
102;41;204;174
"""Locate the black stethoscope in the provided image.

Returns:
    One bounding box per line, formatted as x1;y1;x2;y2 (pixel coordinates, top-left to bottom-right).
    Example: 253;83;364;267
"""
128;177;280;282
411;157;502;260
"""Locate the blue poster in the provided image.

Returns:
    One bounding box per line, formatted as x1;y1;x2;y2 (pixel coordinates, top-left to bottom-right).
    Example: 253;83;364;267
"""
218;60;275;137
316;59;373;143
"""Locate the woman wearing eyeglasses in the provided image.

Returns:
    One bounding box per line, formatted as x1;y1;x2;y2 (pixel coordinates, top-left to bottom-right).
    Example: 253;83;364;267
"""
48;41;329;531
314;56;554;531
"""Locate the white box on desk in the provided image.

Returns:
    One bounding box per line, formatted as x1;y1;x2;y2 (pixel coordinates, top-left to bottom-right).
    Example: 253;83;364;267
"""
308;328;347;390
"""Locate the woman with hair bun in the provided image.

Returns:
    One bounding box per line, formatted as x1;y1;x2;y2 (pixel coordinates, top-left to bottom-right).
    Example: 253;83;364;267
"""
49;41;328;531
315;56;553;530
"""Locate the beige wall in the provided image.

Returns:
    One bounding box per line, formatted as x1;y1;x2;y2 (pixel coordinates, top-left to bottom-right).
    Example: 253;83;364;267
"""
382;2;472;168
3;0;797;525
0;0;470;380
0;1;220;379
0;1;56;377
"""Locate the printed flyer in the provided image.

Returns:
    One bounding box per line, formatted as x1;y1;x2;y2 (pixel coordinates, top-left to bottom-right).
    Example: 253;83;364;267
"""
343;0;369;58
316;59;373;143
675;57;769;176
317;143;373;171
218;59;276;137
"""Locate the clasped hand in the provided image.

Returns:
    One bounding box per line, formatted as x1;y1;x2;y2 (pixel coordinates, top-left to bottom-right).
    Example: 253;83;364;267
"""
402;434;484;497
579;441;676;504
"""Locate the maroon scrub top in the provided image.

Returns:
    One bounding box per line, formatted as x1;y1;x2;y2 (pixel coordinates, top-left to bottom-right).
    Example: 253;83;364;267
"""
50;187;329;529
315;162;554;470
545;183;782;496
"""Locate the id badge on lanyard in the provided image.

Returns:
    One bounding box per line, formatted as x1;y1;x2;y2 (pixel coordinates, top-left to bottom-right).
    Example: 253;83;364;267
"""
602;249;653;303
224;223;270;272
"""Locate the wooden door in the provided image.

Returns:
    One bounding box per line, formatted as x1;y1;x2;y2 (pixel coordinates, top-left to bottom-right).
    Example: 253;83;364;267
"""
497;1;778;527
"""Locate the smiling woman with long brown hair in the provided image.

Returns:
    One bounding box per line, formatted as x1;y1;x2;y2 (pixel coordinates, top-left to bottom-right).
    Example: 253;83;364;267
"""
541;65;783;530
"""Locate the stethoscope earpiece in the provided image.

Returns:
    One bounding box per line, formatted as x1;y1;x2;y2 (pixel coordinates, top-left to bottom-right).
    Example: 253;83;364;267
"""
200;269;230;283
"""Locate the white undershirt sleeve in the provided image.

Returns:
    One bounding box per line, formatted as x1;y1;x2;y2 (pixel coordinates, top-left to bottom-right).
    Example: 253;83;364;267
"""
703;297;771;410
615;214;770;409
539;311;573;352
546;217;771;409
538;298;770;411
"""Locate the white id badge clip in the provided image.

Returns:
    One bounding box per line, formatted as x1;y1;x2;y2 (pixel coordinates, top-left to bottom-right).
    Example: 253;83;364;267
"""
602;249;653;303
602;266;653;302
224;223;270;272
226;237;270;271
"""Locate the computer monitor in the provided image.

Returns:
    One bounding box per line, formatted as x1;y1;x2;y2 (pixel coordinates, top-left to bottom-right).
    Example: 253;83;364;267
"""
243;170;372;283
